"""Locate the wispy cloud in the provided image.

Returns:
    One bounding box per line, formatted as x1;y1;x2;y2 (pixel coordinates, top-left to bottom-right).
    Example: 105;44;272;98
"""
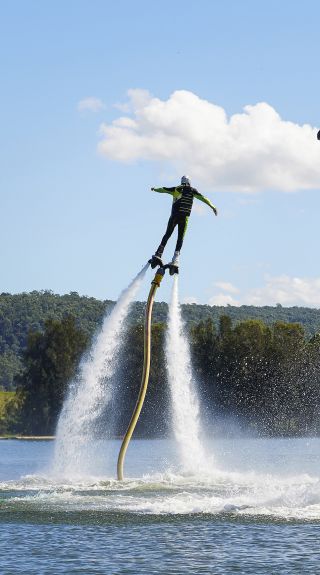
214;281;239;294
78;97;105;112
98;89;320;192
208;276;320;308
183;296;199;304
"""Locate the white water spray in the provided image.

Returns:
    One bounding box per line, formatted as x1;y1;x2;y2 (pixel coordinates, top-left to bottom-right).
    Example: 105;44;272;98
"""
166;276;209;473
52;264;148;478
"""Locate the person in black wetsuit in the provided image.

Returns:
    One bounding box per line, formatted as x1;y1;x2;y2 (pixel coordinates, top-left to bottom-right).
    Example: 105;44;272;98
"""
150;176;217;272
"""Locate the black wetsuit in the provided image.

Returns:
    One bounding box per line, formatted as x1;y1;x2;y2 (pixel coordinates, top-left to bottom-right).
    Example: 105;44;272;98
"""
153;184;216;256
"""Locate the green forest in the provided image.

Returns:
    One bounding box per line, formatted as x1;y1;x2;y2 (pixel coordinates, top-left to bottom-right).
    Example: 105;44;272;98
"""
1;290;320;390
1;291;320;437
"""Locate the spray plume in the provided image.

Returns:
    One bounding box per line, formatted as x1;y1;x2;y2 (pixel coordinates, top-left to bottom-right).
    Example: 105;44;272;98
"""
52;264;148;478
166;275;209;473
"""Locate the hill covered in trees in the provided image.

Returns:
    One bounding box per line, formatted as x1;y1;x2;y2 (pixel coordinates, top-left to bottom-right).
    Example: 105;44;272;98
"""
0;290;320;390
2;313;320;438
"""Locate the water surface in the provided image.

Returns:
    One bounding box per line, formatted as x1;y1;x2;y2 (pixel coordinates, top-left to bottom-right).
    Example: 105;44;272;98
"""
1;438;320;574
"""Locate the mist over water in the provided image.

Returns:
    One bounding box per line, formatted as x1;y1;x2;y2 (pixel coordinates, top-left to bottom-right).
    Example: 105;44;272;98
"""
52;266;210;481
3;438;320;522
166;275;210;473
52;264;149;478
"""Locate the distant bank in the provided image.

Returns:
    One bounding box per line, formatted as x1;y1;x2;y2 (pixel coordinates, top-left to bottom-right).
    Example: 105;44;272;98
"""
0;435;55;440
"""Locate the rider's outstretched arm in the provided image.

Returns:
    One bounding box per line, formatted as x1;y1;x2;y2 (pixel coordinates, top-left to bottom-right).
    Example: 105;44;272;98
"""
194;191;218;215
151;186;177;197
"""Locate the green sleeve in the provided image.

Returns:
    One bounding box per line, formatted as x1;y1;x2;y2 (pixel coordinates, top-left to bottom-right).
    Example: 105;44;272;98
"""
153;187;177;197
194;192;217;211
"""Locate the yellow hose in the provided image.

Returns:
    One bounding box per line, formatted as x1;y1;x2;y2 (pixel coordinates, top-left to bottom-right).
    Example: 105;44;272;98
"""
117;268;165;480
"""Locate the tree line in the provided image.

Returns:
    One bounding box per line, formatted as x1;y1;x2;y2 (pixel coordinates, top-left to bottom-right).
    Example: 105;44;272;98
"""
1;290;320;390
2;313;320;437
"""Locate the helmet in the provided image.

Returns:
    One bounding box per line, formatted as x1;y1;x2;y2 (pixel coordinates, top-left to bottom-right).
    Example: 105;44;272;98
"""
181;175;191;186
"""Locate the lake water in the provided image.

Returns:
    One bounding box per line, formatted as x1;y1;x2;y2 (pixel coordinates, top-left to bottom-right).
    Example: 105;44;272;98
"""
1;437;320;574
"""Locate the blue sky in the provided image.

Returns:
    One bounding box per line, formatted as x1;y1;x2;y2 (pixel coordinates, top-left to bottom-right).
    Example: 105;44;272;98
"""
1;0;320;305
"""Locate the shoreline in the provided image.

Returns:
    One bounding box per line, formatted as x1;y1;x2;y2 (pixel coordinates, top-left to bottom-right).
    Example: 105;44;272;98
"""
1;434;320;441
0;435;55;440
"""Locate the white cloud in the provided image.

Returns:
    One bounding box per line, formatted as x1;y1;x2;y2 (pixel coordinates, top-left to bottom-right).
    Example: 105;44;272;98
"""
248;275;320;307
98;89;320;192
208;275;320;308
214;281;239;294
78;97;105;112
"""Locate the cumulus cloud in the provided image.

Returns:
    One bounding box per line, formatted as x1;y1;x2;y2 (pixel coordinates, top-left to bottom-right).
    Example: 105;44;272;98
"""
248;275;320;307
98;89;320;192
208;276;320;308
78;97;105;112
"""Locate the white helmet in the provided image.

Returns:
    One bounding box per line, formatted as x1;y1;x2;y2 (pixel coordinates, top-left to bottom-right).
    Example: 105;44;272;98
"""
181;175;191;186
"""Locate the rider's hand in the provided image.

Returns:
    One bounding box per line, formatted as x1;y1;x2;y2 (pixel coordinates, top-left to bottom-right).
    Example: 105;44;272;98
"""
213;207;218;216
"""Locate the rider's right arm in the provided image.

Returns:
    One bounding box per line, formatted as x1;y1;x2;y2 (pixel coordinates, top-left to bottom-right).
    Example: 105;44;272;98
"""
151;187;177;196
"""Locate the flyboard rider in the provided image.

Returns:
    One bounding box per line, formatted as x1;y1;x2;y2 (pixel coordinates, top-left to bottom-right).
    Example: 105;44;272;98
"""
149;176;218;274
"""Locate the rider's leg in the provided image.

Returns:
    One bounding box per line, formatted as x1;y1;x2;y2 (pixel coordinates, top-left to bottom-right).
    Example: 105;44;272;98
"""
155;215;177;257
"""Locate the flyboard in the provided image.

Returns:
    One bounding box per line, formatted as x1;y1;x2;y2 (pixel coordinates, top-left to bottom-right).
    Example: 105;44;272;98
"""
117;259;177;480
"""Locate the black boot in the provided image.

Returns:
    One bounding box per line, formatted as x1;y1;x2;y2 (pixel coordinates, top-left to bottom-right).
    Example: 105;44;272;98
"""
169;251;179;275
149;245;164;268
149;255;163;268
